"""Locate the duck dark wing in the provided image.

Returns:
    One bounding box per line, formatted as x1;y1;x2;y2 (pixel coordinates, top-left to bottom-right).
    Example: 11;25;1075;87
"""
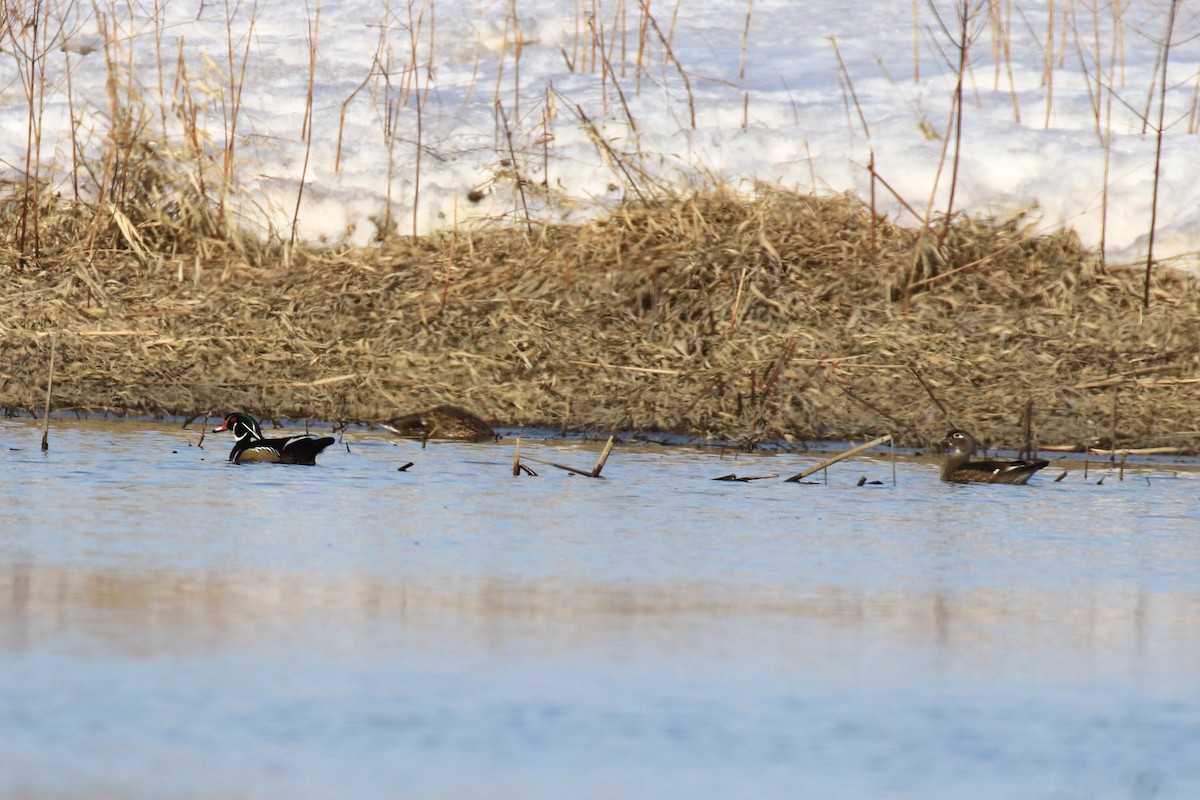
953;457;1049;485
277;435;336;465
381;413;430;438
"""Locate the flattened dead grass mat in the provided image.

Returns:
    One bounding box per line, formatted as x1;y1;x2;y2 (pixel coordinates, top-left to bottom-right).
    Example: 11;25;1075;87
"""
3;187;1199;451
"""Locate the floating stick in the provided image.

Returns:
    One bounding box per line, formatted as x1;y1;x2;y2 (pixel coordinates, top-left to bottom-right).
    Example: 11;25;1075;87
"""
713;473;779;482
519;455;600;477
519;435;615;478
784;434;892;482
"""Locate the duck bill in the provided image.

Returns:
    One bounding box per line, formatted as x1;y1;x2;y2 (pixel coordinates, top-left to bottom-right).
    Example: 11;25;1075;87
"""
213;419;231;433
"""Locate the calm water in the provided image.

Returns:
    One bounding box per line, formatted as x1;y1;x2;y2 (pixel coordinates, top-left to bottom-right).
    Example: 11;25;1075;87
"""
2;418;1199;799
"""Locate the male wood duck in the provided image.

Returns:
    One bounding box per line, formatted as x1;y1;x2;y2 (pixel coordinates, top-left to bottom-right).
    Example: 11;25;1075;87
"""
938;429;1048;485
381;404;495;442
213;412;336;465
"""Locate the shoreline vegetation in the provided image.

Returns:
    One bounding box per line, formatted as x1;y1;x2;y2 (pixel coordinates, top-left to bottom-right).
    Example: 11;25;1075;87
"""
4;181;1200;453
3;2;1200;452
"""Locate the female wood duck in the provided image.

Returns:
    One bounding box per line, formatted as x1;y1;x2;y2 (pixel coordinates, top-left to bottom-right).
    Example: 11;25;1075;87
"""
213;412;336;465
381;404;495;442
938;429;1048;484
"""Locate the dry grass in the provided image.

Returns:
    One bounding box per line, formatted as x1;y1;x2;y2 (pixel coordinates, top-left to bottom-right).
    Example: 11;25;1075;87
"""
3;173;1200;452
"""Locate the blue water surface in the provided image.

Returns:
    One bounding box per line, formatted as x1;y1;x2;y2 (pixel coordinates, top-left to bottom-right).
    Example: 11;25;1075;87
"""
1;418;1198;799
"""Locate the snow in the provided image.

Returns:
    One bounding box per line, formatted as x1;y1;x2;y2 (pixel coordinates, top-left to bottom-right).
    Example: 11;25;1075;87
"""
7;0;1200;268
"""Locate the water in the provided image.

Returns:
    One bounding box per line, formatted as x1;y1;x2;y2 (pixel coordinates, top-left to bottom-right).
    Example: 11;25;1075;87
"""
2;418;1199;799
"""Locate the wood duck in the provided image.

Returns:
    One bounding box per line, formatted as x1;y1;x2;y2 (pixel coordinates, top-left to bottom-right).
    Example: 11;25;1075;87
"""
938;429;1048;485
381;404;495;442
213;412;336;465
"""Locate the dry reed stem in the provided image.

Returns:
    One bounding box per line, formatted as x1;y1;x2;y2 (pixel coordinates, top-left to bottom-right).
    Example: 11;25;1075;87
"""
634;0;695;128
292;1;320;246
1143;0;1178;309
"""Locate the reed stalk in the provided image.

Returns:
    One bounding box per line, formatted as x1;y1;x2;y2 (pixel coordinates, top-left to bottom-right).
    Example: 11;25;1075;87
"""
912;0;920;81
408;0;426;236
635;0;648;92
739;0;753;81
1143;0;1177;309
153;0;168;139
1097;0;1121;266
996;0;1019;122
605;0;621;83
291;0;320;247
635;0;695;128
589;13;638;133
618;0;627;77
492;0;517;113
465;3;484;98
222;0;259;225
1043;0;1055;127
939;0;973;247
41;334;56;452
383;76;401;236
424;0;435;106
7;0;54;265
54;4;85;205
495;101;532;235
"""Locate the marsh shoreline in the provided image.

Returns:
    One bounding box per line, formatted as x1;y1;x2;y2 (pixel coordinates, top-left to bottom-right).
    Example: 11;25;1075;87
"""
4;191;1200;453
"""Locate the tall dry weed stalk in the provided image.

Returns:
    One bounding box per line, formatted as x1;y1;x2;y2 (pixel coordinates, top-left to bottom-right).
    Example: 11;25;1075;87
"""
495;102;533;234
1042;0;1055;126
635;0;695;128
221;0;259;226
739;0;753;127
408;0;432;237
1096;0;1127;266
5;1;59;265
588;11;638;132
899;0;985;305
937;0;982;246
53;3;88;204
987;0;1020;122
1143;0;1178;308
291;0;320;247
493;0;523;117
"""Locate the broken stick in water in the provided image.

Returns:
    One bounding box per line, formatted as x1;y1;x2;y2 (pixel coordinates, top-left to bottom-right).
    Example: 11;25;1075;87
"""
783;434;893;482
590;435;615;477
40;334;57;452
519;435;616;478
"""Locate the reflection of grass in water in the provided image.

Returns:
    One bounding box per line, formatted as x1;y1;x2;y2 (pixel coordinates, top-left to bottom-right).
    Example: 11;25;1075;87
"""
9;560;1191;658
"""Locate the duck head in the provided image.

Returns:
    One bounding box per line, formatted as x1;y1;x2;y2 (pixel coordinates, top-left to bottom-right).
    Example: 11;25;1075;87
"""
939;429;978;457
213;412;265;442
